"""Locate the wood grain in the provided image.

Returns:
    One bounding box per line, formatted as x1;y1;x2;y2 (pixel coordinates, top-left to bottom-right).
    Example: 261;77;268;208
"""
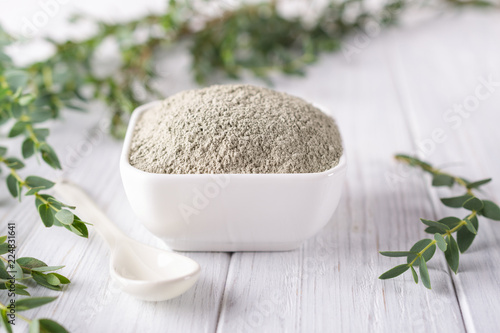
0;6;499;333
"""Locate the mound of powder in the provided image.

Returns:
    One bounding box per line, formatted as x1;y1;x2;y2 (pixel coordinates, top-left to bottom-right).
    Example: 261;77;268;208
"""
129;84;343;174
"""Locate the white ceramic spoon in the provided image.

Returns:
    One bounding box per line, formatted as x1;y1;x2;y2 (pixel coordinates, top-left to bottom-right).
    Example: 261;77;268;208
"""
53;181;201;302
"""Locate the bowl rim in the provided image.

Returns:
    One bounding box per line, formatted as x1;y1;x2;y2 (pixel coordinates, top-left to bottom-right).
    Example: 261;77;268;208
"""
120;100;346;179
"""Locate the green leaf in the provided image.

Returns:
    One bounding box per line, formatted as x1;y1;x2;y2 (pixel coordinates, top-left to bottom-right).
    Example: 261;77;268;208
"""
438;217;462;229
6;174;19;198
379;264;409;279
0;244;9;256
432;174;454;187
48;198;75;209
5;69;28;91
49;273;70;284
40;143;61;169
29;319;40;333
25;186;44;196
8;121;26;138
457;216;479;253
5;281;30;296
65;219;88;238
0;262;10;279
17;257;47;273
38;204;54;227
46;273;60;286
480;200;500;221
445;235;460;274
419;257;431;289
434;233;447;252
1;309;13;333
31;272;62;291
30;109;52;123
13;261;23;279
4;157;25;169
379;251;414;257
55;210;74;225
0;146;7;157
467;178;492;189
32;265;65;272
411;266;418;284
0;236;6;244
464;217;477;234
407;239;436;266
463;197;483;211
36;194;61;210
424;227;442;234
33;128;50;141
441;194;473;208
420;219;450;232
15;297;57;311
25;176;55;190
19;94;35;106
38;319;69;333
22;138;36;158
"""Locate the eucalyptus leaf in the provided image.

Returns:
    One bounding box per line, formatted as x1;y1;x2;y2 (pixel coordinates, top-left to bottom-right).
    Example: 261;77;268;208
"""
38;319;69;333
32;272;62;291
31;265;65;272
467;178;492;189
46;273;61;286
441;194;473;208
464;217;477;234
49;273;70;284
463;197;483;211
379;264;409;280
407;239;436;266
38;204;54;227
445;235;460;274
420;219;449;232
434;233;447;252
480;200;500;221
25;176;55;190
379;251;414;257
55;210;74;225
6;174;18;198
22;138;36;158
457;216;479;253
40;143;62;169
438;217;462;229
4;157;25;169
410;266;418;284
432;174;454;187
419;257;431;289
15;297;57;311
17;257;47;273
1;309;12;333
8;121;26;138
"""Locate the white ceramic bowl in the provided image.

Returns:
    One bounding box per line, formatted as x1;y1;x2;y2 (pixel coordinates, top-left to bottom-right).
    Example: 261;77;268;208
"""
120;101;347;251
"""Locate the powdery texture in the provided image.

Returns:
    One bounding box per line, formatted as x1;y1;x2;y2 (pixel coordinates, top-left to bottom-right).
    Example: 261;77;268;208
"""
129;84;343;174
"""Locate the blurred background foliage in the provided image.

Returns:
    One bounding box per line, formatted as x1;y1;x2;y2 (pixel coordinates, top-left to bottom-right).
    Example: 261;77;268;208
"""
0;0;497;138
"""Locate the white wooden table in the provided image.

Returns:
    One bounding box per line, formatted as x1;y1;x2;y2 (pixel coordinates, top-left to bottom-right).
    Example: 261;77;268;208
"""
2;3;500;333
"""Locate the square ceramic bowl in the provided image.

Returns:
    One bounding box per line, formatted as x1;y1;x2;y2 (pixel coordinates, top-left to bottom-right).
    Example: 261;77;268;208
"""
120;101;347;251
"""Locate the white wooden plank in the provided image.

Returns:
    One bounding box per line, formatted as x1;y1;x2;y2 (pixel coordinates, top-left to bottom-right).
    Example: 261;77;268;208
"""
0;105;232;332
216;24;465;332
385;10;500;333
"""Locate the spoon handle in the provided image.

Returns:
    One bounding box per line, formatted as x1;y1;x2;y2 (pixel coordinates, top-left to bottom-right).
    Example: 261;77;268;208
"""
53;180;126;249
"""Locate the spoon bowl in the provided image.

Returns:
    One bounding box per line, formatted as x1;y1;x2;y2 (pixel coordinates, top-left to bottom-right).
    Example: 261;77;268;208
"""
110;241;200;301
54;181;201;301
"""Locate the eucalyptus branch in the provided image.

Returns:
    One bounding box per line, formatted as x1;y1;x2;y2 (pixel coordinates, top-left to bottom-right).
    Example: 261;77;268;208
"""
0;236;70;332
379;154;500;289
0;148;89;238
